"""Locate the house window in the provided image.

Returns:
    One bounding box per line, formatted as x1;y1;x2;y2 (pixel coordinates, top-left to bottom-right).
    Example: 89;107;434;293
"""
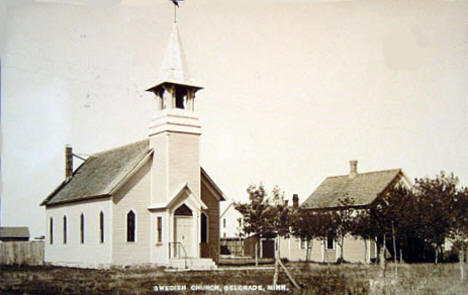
80;213;85;244
300;238;306;250
49;217;53;244
63;216;67;244
157;216;162;243
201;213;208;243
223;218;226;228
327;234;334;249
100;211;104;244
127;210;136;242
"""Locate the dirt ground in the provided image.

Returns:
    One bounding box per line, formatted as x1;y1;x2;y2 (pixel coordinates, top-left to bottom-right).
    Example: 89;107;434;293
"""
0;262;467;294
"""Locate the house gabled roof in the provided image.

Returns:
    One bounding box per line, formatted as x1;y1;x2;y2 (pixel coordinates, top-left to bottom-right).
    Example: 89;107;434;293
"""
302;169;405;209
0;227;30;239
41;140;152;206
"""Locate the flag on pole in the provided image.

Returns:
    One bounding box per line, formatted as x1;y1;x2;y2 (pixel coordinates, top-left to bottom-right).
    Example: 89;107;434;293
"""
171;0;183;7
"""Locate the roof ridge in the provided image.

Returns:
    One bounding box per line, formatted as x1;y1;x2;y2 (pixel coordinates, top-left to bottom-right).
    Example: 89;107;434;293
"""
91;139;149;157
326;168;401;179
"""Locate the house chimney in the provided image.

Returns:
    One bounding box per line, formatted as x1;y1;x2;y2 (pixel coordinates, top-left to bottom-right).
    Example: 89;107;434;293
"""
349;160;358;178
65;145;73;179
292;194;299;209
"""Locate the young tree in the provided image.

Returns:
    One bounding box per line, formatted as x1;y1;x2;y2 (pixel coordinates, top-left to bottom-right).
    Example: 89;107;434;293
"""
291;209;337;261
235;184;300;289
449;186;468;280
412;171;459;263
333;196;356;262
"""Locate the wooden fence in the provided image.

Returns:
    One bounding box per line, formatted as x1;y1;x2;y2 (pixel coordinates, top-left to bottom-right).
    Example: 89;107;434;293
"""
220;238;244;256
0;241;44;265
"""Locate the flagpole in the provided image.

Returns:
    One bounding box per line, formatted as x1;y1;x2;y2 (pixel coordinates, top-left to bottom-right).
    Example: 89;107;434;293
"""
174;4;177;23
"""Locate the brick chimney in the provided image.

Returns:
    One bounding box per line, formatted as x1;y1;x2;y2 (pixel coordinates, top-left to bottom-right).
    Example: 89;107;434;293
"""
65;145;73;179
349;160;358;178
292;194;299;209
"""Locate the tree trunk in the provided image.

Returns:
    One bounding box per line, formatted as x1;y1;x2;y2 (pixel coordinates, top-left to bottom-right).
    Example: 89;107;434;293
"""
392;223;398;277
460;249;464;281
399;248;403;264
305;239;310;262
255;242;258;266
273;237;279;287
340;234;344;261
380;234;386;278
435;246;438;264
364;238;368;264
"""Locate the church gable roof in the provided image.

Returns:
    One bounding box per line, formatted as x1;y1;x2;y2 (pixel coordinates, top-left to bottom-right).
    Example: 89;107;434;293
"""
302;169;403;209
42;139;151;206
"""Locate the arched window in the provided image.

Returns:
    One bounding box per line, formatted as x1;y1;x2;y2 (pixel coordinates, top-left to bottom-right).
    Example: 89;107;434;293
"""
49;217;53;244
80;213;85;244
201;213;208;243
99;211;104;244
127;210;136;242
63;216;67;244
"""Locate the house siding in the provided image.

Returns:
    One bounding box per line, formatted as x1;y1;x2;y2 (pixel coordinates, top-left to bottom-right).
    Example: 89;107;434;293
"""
44;198;113;266
280;235;376;263
112;159;152;265
279;237;323;262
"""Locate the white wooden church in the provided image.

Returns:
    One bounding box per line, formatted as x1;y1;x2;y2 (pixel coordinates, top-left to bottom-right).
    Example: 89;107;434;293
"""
41;21;225;269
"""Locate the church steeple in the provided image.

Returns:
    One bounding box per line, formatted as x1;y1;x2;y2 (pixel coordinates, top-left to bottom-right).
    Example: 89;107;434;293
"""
146;17;203;209
146;23;202;113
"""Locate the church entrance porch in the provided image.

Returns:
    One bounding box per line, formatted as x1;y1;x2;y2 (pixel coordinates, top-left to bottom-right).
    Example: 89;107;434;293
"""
174;204;193;258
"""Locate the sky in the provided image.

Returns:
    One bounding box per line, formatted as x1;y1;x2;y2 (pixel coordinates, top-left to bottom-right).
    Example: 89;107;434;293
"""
1;0;467;238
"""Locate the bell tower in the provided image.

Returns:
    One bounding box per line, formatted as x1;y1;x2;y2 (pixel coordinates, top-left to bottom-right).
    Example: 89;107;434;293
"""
147;22;203;136
146;23;203;204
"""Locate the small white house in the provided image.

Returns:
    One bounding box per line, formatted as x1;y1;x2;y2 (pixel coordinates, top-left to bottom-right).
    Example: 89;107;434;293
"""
220;202;244;239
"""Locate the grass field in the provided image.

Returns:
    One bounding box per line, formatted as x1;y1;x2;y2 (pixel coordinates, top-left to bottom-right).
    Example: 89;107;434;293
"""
0;262;467;294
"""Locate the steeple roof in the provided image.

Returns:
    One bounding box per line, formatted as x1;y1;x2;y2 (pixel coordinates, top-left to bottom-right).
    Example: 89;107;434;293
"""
147;23;202;93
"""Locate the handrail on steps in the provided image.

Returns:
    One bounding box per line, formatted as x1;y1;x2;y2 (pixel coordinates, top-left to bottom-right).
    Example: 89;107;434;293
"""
169;242;188;269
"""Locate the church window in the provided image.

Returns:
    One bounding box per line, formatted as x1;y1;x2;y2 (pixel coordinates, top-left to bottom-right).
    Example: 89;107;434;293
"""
63;216;67;244
49;217;53;244
201;213;208;243
157;216;162;243
100;211;104;244
174;204;193;216
127;210;136;242
80;213;85;244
